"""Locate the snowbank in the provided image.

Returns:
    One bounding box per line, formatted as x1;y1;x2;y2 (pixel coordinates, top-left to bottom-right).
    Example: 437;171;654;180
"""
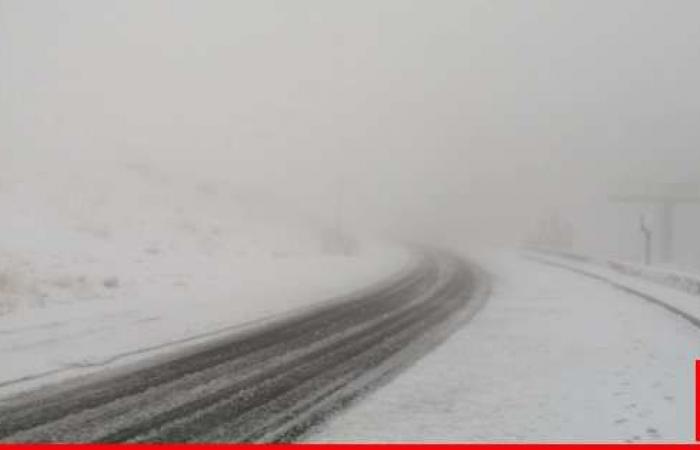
531;247;700;298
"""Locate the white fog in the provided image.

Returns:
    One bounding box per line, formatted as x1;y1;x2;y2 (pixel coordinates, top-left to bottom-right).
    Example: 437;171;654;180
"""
1;0;699;443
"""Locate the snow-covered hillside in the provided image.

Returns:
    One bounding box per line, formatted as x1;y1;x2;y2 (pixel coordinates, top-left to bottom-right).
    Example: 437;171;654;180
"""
1;161;338;314
0;161;409;395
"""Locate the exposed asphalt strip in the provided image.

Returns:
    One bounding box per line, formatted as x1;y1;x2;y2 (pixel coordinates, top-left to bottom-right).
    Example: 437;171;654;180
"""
526;254;700;330
0;249;489;443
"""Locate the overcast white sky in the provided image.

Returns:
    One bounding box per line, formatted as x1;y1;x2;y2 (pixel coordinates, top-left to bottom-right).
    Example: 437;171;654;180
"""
2;0;700;244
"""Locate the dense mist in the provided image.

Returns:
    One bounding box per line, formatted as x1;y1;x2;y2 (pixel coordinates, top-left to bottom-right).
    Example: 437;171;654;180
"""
2;0;700;263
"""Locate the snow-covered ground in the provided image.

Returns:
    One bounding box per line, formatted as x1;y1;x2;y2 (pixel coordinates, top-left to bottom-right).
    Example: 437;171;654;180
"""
527;251;700;329
0;249;408;396
532;248;700;298
0;161;410;397
311;251;699;442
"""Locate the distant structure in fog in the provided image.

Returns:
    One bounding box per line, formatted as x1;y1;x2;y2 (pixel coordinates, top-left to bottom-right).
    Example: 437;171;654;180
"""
527;213;574;250
610;182;700;264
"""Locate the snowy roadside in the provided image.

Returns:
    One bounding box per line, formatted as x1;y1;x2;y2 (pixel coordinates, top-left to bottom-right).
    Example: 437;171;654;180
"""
525;250;700;328
310;251;699;442
530;248;700;298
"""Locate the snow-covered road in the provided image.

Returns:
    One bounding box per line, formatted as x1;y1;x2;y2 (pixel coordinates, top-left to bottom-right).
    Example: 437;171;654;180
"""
0;250;483;442
311;251;699;442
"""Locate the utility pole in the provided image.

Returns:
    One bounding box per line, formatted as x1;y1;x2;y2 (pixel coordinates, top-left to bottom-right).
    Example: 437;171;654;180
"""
334;175;346;255
610;182;700;264
639;214;652;265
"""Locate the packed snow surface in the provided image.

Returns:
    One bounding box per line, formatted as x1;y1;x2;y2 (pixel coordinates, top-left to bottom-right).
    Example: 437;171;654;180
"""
311;251;699;442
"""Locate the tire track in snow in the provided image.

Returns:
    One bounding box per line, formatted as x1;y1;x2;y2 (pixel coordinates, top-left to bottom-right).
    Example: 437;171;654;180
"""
0;249;488;442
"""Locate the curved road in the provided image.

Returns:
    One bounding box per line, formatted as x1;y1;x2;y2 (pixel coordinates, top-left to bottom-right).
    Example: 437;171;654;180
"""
0;249;487;443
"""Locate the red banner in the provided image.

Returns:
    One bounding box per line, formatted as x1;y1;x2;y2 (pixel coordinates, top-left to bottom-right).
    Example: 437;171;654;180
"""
696;359;699;442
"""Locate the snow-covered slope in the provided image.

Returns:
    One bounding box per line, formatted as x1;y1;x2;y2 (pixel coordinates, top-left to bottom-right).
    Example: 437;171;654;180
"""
0;161;326;313
0;161;409;396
